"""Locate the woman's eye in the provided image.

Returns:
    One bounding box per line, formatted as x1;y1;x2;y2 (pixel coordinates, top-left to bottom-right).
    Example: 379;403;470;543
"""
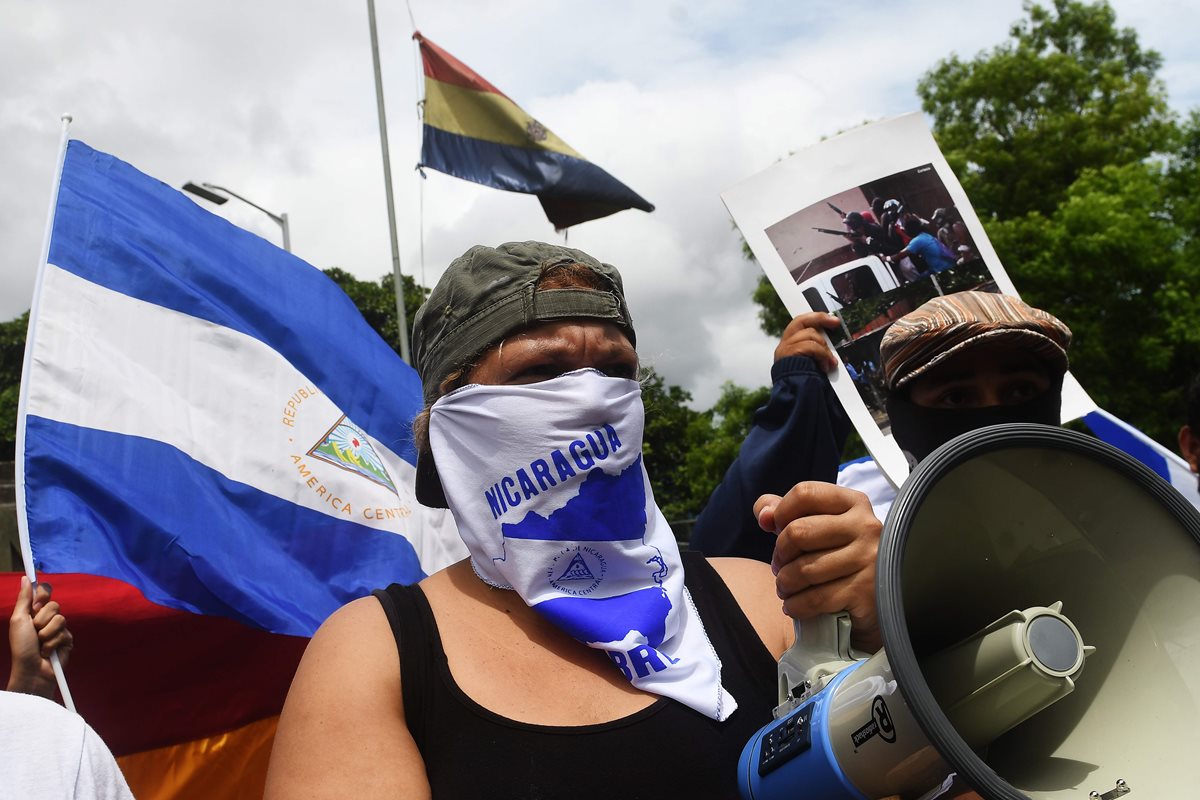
603;363;637;380
508;363;561;383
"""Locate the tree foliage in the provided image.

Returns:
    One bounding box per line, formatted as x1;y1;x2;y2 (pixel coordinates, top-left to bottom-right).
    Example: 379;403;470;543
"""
752;275;791;339
990;160;1200;443
321;268;428;358
640;369;771;527
927;2;1199;446
0;313;28;460
747;0;1199;452
918;0;1173;220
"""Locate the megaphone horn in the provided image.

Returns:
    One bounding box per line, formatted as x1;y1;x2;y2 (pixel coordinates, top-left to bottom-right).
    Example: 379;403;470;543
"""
740;423;1200;800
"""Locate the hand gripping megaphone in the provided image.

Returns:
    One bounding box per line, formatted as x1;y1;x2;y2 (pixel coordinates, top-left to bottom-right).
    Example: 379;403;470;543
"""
739;423;1200;799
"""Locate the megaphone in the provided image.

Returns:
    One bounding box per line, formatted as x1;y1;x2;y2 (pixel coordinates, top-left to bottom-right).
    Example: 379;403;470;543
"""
739;423;1200;799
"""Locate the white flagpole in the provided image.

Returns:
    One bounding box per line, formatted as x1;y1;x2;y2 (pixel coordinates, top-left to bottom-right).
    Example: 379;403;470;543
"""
367;0;412;364
14;113;76;712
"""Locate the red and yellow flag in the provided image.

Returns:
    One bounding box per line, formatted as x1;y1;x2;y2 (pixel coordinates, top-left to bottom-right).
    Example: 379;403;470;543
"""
416;32;654;229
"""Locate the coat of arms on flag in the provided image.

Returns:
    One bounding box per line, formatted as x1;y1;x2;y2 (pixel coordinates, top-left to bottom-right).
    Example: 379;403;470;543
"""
308;415;397;493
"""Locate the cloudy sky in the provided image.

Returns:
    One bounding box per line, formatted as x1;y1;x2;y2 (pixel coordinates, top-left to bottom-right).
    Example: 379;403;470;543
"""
4;0;1197;407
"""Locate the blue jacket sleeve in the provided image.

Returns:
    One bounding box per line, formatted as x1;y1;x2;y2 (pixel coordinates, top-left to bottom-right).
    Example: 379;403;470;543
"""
687;355;851;561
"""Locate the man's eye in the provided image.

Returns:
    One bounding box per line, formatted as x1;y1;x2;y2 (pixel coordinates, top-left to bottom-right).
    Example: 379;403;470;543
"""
1002;380;1042;404
935;388;971;408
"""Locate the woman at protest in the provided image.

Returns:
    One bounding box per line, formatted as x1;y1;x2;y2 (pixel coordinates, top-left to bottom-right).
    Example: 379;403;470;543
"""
265;241;882;799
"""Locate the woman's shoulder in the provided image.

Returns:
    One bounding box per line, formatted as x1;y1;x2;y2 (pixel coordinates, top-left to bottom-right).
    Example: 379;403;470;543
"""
705;556;793;660
265;585;434;798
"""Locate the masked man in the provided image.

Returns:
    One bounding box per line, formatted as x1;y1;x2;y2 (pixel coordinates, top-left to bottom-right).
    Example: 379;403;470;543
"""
690;291;1072;556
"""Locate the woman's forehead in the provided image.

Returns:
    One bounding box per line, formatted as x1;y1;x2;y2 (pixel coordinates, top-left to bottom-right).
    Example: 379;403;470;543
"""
505;319;635;351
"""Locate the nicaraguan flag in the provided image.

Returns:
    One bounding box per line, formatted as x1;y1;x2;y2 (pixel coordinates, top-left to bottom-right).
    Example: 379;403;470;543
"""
20;141;465;637
1083;408;1200;513
415;32;654;230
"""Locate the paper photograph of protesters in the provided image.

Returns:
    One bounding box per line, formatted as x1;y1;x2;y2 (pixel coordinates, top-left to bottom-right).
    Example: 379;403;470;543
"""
762;164;994;433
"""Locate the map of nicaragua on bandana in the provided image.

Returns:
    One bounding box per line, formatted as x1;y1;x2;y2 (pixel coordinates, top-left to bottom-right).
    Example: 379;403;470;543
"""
20;141;465;637
429;370;735;720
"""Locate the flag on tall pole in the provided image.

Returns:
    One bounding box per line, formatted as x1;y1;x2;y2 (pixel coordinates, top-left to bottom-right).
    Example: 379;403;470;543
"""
19;139;466;637
415;32;654;230
13;134;467;797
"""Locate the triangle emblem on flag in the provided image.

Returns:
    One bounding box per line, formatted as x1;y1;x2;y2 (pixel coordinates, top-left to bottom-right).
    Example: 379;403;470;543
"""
308;415;397;493
556;553;596;582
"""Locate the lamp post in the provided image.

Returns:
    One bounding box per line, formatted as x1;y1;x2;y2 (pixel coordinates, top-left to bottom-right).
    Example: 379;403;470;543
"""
183;181;291;252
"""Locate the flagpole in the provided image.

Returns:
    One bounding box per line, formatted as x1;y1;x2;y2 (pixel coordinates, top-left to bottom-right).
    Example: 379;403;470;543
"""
14;113;76;712
367;0;412;364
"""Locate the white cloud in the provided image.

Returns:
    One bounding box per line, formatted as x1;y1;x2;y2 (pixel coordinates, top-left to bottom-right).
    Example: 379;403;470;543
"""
2;0;1195;409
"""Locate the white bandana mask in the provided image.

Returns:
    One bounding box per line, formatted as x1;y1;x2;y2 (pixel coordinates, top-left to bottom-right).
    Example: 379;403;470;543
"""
429;368;736;721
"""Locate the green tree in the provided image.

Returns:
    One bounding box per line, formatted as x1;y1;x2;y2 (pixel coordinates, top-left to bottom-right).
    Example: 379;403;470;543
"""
639;370;776;531
749;0;1196;453
638;367;703;526
917;1;1199;447
918;0;1174;220
752;275;791;339
989;160;1200;444
681;382;771;512
0;313;29;460
322;268;428;358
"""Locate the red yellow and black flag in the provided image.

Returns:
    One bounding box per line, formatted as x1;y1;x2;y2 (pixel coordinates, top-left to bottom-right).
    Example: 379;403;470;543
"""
415;33;654;229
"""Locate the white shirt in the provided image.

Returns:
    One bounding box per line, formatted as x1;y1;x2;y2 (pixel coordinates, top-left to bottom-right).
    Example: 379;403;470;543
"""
0;691;134;799
837;457;897;523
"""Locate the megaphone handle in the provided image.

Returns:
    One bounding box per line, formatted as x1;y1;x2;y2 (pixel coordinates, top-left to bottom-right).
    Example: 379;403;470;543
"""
796;614;856;662
777;613;858;705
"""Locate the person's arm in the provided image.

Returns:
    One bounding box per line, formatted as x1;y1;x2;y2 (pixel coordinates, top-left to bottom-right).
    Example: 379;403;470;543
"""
265;597;432;800
7;577;73;699
689;313;852;561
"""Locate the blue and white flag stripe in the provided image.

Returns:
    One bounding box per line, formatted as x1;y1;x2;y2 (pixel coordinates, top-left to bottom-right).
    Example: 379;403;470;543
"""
1084;409;1200;513
46;142;414;452
22;141;464;637
838;413;1200;521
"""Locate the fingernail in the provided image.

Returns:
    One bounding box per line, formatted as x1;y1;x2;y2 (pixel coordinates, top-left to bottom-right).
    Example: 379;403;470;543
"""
770;560;779;576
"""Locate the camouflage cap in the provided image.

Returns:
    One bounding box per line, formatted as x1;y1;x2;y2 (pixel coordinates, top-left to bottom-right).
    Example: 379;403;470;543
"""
880;291;1071;391
412;241;635;407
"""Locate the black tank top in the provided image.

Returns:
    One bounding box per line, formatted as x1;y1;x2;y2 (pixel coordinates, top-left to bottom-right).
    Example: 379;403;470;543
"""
374;552;778;799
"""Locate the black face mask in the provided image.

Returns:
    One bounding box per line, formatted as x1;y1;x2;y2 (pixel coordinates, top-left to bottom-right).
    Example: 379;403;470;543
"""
886;374;1065;465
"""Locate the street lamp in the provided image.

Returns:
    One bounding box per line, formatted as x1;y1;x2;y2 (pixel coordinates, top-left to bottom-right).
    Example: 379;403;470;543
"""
183;181;291;253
